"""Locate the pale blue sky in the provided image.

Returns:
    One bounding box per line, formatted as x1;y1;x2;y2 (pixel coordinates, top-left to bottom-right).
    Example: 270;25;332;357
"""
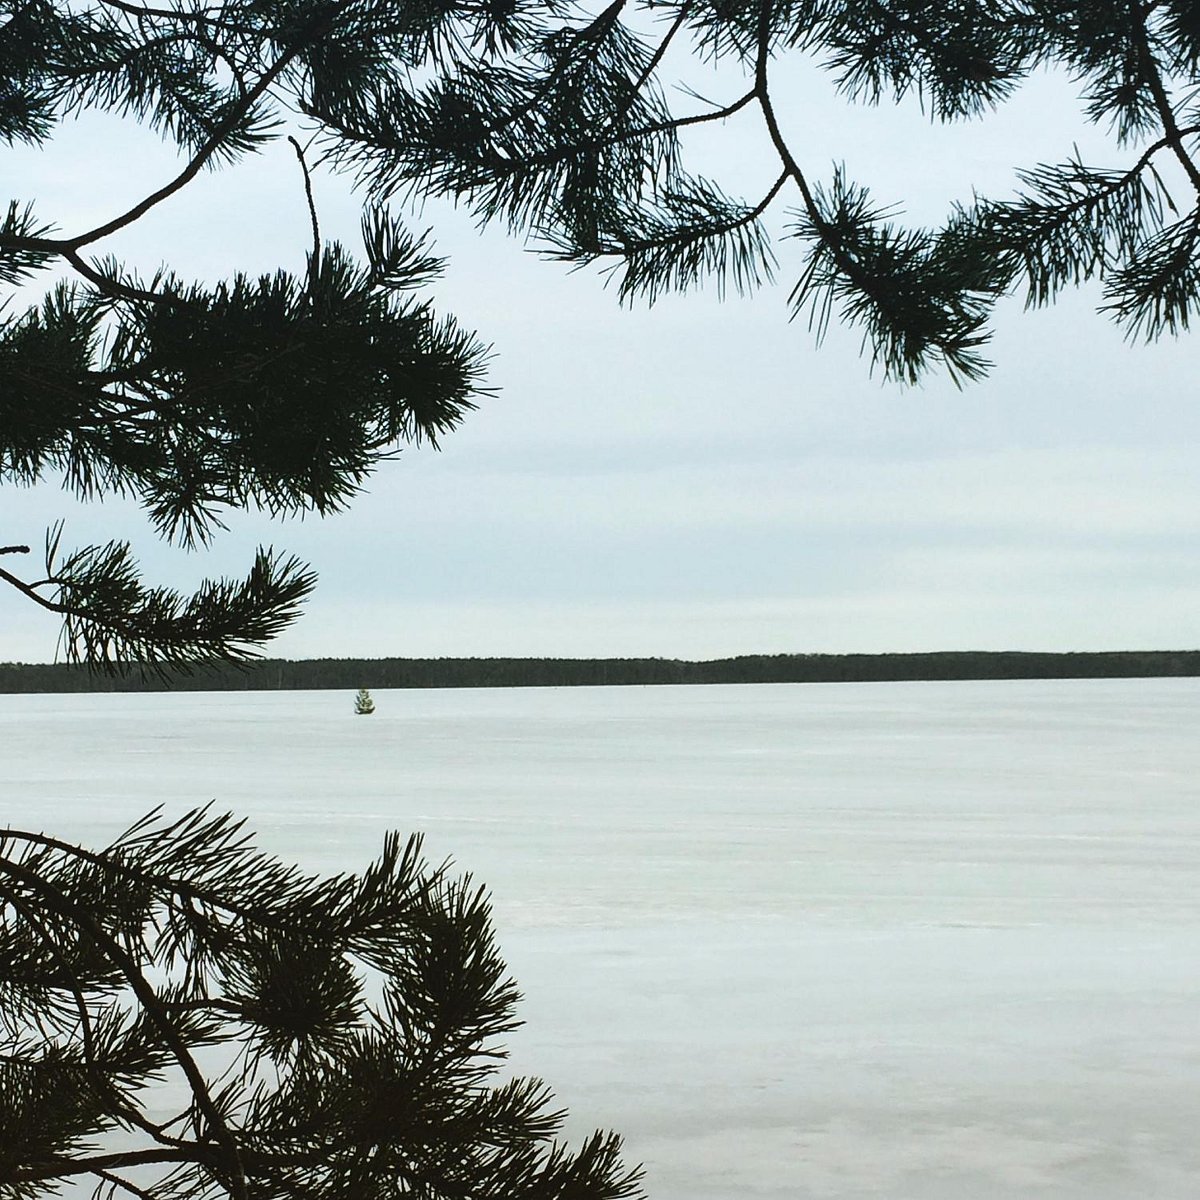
5;53;1199;661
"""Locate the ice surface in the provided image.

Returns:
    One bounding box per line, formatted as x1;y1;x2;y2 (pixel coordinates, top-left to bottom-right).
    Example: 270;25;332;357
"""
3;678;1198;1197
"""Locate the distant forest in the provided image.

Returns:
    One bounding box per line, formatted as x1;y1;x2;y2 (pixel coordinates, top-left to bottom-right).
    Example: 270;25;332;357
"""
1;650;1198;693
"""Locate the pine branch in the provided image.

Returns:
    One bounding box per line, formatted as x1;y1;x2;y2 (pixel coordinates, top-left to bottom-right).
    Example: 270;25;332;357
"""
6;1147;209;1187
0;525;317;670
93;0;249;33
1133;10;1200;192
548;170;785;301
0;811;645;1199
51;544;317;671
0;856;249;1199
1102;208;1200;336
64;22;318;251
972;148;1176;307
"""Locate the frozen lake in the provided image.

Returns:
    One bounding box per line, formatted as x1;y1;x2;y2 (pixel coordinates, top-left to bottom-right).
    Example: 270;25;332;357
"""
4;678;1199;1198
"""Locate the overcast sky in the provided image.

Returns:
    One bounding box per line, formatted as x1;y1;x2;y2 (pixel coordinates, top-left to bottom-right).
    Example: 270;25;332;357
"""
5;48;1200;663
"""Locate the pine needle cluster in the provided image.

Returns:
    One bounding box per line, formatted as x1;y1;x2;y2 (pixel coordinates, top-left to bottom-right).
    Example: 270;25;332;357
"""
307;0;1200;383
6;0;1200;662
1;0;494;668
0;807;644;1200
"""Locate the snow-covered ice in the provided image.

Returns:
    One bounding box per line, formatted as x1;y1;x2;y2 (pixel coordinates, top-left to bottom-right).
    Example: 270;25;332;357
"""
3;678;1198;1197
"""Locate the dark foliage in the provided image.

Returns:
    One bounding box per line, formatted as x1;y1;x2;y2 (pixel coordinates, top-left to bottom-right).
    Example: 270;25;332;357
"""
2;649;1197;693
0;807;645;1200
1;0;493;669
309;0;1200;383
7;0;1200;664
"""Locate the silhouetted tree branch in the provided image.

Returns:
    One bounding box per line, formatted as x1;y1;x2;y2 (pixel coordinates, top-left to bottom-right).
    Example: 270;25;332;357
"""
8;0;1200;665
0;807;646;1200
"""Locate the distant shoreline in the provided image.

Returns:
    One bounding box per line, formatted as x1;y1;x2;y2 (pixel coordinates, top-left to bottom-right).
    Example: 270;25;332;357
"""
2;650;1198;693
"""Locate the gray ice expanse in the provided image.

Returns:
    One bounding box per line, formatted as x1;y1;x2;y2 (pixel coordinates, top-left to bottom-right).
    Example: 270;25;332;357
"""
3;678;1199;1198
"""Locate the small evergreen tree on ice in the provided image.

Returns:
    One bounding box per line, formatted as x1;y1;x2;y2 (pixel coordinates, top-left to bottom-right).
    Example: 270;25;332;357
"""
355;688;376;715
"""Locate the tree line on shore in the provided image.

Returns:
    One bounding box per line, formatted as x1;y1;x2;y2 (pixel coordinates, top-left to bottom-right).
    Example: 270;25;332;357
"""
1;650;1197;694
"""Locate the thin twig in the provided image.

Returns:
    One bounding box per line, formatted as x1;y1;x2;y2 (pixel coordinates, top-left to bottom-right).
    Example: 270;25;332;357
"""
459;89;756;178
6;1148;208;1186
584;168;787;258
3;3;351;260
96;0;246;32
0;565;66;613
1134;18;1200;194
288;136;321;294
95;1170;161;1200
64;250;193;310
752;0;885;313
